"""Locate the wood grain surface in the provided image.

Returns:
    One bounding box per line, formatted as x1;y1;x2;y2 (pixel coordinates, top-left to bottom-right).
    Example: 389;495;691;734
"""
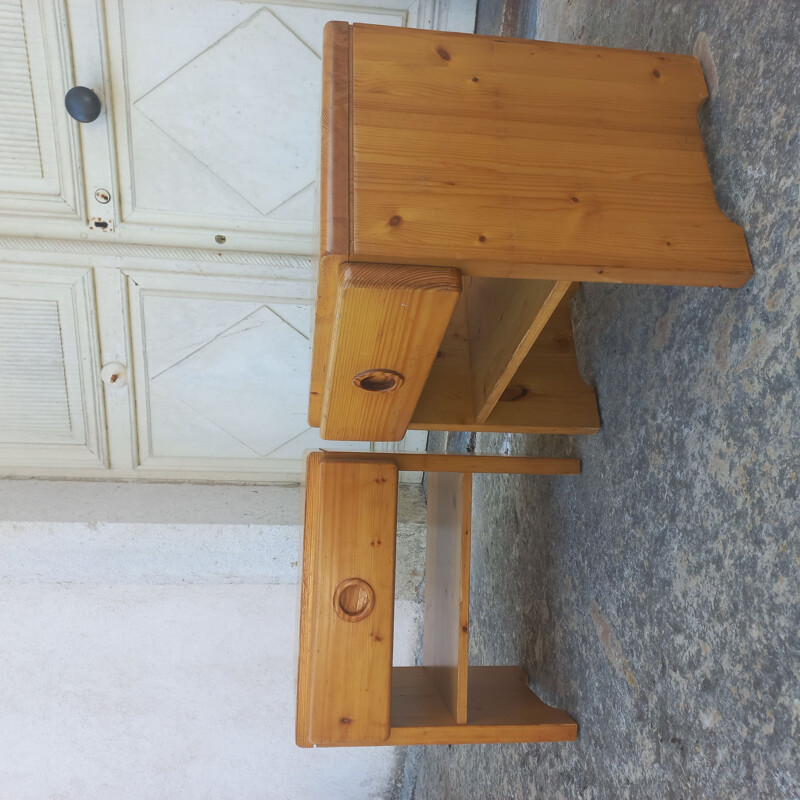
313;450;581;474
299;458;397;745
348;24;752;287
411;289;600;433
423;471;472;723
320;262;461;441
466;277;573;422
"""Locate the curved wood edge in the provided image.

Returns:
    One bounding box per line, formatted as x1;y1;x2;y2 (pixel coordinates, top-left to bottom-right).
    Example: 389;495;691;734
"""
320;20;350;260
310;22;351;427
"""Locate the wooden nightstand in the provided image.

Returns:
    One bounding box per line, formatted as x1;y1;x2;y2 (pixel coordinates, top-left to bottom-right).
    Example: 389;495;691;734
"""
296;451;580;747
309;23;752;443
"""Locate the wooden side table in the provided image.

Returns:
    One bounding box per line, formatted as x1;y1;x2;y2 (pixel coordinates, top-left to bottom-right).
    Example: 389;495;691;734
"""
309;23;752;442
296;451;580;747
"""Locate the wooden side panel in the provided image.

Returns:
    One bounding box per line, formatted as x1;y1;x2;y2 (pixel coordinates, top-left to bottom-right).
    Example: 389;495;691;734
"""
319;20;351;260
303;458;398;745
321;262;461;441
412;290;600;434
466;277;572;422
300;450;581;475
349;24;752;287
422;471;472;723
309;21;351;427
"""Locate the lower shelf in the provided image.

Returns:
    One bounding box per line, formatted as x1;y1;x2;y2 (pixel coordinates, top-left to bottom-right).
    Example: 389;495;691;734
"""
312;666;576;747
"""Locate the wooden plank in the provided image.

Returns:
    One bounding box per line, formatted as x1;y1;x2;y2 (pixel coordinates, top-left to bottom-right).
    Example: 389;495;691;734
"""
353;24;706;89
309;21;351;428
348;23;752;288
314;450;581;475
466;666;577;730
320;262;461;441
295;452;323;748
319;20;350;261
466;277;572;422
304;459;397;745
422;471;472;723
411;291;600;434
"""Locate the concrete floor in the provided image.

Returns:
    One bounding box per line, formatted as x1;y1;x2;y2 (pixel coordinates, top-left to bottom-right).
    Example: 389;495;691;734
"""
403;1;799;797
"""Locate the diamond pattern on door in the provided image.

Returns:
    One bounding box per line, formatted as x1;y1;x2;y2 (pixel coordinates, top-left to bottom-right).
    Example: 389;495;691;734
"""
149;303;310;457
134;8;320;218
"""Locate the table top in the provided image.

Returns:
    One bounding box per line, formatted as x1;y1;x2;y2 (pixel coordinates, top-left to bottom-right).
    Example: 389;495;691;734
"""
320;22;752;287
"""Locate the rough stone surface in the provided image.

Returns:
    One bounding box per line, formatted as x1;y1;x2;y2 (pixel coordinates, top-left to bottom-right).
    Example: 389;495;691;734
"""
406;1;799;798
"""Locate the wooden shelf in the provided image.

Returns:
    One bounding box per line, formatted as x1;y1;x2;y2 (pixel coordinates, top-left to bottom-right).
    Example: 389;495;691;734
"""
410;284;600;434
387;666;577;745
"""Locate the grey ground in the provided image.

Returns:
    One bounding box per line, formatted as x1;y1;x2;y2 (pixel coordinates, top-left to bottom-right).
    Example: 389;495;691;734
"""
402;1;799;798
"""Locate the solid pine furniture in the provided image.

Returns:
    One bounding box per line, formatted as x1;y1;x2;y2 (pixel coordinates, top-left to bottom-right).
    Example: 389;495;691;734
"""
309;22;752;442
296;450;581;747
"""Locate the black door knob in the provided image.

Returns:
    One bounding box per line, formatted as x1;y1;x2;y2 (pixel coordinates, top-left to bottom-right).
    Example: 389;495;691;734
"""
65;86;101;123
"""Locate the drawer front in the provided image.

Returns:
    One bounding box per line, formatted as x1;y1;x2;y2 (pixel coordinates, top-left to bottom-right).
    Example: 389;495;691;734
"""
320;262;461;442
303;458;398;745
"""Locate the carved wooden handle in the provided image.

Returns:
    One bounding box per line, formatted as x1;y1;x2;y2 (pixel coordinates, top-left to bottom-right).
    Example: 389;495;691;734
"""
352;369;404;393
333;578;375;622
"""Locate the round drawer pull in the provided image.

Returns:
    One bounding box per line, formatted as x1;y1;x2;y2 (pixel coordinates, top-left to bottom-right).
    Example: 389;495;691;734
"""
352;369;404;393
333;578;375;622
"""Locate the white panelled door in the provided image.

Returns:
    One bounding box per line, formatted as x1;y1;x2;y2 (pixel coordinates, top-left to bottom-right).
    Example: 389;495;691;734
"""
0;0;476;481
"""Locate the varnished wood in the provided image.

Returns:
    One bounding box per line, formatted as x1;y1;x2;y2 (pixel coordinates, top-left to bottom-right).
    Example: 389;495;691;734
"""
466;277;572;422
423;471;472;723
305;667;578;746
315;450;580;474
297;452;580;748
348;24;752;287
310;23;752;439
309;21;351;428
320;262;461;441
295;452;323;748
384;667;576;745
319;21;351;262
302;458;397;745
411;290;600;434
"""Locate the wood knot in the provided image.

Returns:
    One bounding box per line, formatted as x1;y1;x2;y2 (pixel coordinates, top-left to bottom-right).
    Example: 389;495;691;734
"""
340;717;352;725
500;384;528;402
472;76;479;82
436;46;451;61
389;215;402;226
571;196;579;203
652;68;661;78
478;235;486;242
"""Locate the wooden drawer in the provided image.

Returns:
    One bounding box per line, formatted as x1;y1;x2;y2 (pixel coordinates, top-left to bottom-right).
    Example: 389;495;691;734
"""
320;262;461;442
297;456;398;745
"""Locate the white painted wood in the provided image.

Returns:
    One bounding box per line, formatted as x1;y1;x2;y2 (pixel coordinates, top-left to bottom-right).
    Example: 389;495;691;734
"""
0;263;106;468
0;0;82;220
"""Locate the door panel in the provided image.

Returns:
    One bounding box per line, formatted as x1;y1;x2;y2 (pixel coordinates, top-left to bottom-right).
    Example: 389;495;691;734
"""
0;264;105;469
0;0;82;219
